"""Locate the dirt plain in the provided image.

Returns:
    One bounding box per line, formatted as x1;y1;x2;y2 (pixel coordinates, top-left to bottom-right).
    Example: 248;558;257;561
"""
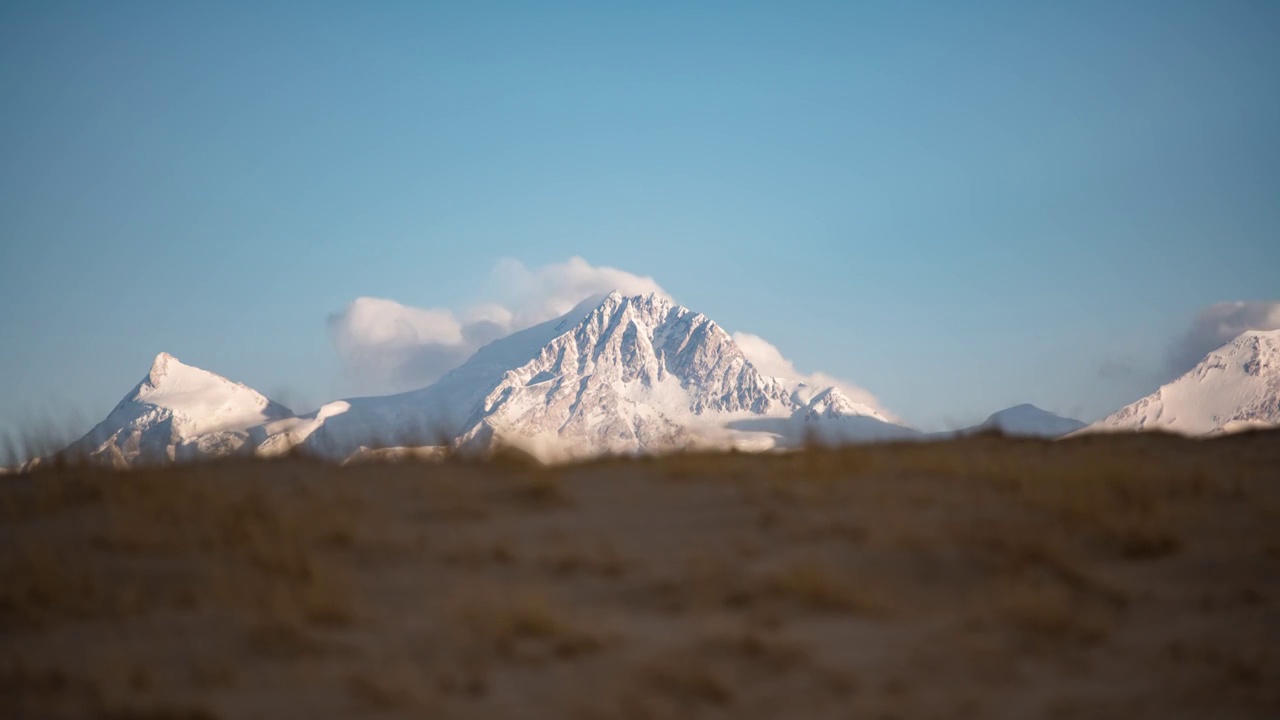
2;431;1279;719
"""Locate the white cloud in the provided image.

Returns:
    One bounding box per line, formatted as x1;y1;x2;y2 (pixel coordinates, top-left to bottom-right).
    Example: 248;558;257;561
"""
1168;301;1280;375
328;257;669;393
460;302;514;327
732;331;891;418
326;297;472;394
488;256;670;327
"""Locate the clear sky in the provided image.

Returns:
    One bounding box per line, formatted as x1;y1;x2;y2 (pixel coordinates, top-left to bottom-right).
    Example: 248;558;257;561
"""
2;1;1278;446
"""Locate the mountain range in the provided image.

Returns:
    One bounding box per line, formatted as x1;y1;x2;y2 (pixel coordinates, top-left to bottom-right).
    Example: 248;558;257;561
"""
51;292;917;467
36;295;1279;468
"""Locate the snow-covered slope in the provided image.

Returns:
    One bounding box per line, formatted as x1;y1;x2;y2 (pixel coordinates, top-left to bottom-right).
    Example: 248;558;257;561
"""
1082;330;1280;435
56;293;912;466
294;295;606;458
299;292;911;460
65;353;294;467
963;404;1086;438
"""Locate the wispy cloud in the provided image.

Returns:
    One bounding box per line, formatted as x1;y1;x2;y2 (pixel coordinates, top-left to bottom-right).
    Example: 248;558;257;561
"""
487;256;670;328
327;257;668;394
1096;356;1145;381
732;331;891;418
1167;301;1280;376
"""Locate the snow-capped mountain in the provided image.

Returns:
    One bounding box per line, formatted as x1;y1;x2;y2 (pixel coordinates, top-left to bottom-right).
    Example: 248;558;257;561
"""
64;352;293;467
451;291;793;456
1081;329;1280;435
963;404;1086;438
39;296;1280;469
299;292;913;460
57;292;914;466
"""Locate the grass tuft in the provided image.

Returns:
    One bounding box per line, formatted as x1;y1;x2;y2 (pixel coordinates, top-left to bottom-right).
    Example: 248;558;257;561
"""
765;559;887;614
453;586;606;661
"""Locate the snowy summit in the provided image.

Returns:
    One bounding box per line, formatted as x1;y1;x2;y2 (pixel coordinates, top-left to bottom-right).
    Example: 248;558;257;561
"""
63;352;293;467
60;293;914;466
298;291;914;461
1081;329;1280;435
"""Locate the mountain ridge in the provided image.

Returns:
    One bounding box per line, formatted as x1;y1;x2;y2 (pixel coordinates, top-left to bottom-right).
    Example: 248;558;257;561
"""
305;291;909;460
56;292;911;466
47;299;1277;468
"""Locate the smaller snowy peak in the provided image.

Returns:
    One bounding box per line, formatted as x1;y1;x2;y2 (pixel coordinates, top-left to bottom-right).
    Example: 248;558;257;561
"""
1083;329;1280;436
148;351;177;382
134;352;216;396
969;404;1086;438
799;386;893;423
124;352;292;436
1233;329;1280;374
65;353;294;466
802;387;850;419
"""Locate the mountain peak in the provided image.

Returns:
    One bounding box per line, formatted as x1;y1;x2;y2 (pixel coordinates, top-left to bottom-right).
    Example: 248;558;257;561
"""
985;403;1053;421
302;290;905;460
1084;329;1280;435
803;387;856;417
970;404;1085;438
64;354;295;466
594;290;673;316
137;352;234;398
1237;328;1280;341
1003;403;1039;412
148;351;178;382
65;293;906;465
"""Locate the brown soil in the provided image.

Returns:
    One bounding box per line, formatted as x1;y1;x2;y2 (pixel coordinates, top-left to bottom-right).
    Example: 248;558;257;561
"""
3;431;1278;719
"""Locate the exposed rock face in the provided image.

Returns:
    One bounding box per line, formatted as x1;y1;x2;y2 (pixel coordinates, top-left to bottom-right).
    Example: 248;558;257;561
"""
451;292;801;456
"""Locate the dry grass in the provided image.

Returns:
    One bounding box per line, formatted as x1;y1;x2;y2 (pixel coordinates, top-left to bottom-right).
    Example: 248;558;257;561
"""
641;656;736;707
452;585;607;661
508;467;574;508
0;543;122;628
345;662;440;713
2;430;1279;719
698;626;813;673
652;551;756;612
992;577;1112;644
764;558;887;614
1;461;361;635
94;704;220;720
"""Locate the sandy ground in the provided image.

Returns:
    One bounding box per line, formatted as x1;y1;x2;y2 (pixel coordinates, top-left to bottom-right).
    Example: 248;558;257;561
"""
2;431;1279;719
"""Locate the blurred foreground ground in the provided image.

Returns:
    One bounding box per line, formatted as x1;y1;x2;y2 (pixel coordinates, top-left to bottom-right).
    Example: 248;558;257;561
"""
3;432;1279;719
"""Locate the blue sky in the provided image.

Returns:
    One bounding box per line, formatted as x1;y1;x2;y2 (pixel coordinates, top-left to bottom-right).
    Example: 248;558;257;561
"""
2;1;1278;444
